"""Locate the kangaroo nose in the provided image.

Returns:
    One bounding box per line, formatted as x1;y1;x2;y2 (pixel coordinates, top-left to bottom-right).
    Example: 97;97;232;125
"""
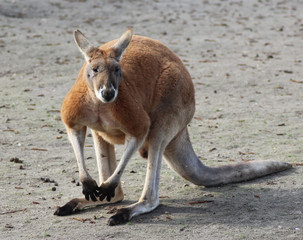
101;88;115;102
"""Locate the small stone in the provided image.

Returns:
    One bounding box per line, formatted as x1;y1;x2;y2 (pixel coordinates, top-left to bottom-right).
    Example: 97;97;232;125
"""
5;224;14;229
10;157;23;163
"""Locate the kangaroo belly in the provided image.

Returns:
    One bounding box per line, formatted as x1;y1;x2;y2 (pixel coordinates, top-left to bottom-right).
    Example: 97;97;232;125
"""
96;130;125;145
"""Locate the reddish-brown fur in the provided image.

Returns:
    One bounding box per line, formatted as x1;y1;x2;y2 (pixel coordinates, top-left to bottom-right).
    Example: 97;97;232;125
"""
54;29;291;225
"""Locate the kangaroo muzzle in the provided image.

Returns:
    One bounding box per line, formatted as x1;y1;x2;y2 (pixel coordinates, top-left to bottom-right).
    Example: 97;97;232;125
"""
97;85;118;103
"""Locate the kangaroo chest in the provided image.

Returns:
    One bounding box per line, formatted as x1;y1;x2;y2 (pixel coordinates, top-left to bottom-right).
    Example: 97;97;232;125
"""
86;108;126;145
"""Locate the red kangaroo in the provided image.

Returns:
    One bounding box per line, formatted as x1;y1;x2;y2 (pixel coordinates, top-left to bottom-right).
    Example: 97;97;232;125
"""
54;29;292;225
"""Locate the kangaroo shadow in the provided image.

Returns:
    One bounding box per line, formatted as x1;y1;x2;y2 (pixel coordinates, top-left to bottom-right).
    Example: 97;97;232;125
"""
130;168;302;227
69;168;301;228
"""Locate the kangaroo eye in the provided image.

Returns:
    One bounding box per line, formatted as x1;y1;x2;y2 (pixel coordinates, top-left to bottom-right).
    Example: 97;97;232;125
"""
92;67;98;73
115;68;120;74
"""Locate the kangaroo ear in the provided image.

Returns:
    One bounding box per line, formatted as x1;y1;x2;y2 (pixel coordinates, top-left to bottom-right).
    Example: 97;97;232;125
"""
112;28;133;60
73;29;93;62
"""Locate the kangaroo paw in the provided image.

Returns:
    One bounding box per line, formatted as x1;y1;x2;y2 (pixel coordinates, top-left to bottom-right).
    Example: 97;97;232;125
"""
82;178;100;202
107;208;131;226
98;183;117;202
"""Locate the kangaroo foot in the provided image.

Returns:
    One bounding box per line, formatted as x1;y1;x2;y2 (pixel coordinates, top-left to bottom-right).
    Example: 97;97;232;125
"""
107;208;131;226
54;184;124;217
54;199;81;216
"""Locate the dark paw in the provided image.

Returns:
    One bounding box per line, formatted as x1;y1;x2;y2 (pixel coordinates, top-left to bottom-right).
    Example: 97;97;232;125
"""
107;208;131;226
82;178;100;201
54;199;79;216
98;183;117;202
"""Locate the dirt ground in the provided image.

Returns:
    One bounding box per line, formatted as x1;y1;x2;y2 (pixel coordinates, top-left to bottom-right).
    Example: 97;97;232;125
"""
1;0;303;239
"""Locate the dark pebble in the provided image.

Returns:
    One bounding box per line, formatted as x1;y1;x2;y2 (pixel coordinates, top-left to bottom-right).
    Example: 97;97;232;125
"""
10;157;23;163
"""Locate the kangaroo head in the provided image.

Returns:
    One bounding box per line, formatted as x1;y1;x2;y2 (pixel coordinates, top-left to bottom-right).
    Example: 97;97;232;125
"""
73;29;133;103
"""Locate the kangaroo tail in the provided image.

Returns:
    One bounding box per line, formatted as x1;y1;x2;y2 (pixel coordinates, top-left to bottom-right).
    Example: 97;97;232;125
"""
164;128;292;187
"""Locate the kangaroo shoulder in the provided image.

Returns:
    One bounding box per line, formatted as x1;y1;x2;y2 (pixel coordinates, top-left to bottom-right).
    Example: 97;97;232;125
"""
61;74;95;128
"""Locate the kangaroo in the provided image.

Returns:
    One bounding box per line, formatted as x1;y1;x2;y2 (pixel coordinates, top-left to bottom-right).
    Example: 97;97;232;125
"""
54;28;292;225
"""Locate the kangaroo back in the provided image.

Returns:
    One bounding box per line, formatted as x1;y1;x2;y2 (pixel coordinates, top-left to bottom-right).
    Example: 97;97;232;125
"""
102;35;195;118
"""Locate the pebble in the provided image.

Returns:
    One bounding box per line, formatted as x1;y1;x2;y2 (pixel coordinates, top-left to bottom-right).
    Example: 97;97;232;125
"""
40;177;50;183
41;177;57;186
10;157;23;163
5;224;14;229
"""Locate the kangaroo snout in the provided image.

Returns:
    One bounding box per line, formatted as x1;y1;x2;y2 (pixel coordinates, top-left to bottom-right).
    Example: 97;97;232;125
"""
98;86;117;103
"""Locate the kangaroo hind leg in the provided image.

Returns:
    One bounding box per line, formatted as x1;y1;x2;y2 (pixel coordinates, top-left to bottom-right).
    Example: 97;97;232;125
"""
108;136;166;225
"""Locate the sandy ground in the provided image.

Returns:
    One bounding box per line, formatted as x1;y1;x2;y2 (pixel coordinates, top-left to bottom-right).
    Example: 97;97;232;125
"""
1;0;303;239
